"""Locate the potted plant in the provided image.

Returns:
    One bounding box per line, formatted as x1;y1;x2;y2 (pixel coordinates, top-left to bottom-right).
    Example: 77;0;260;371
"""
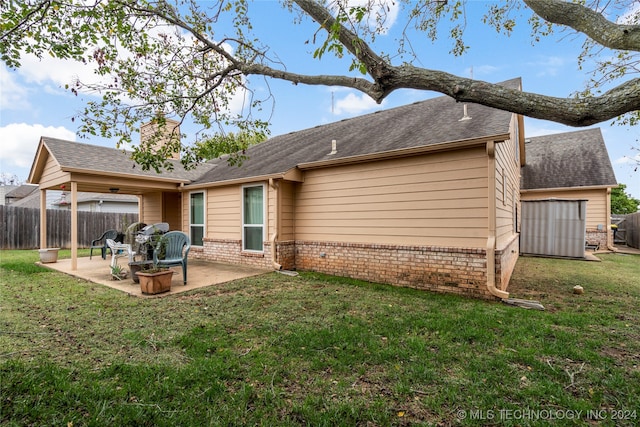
137;267;173;294
136;235;173;295
110;264;128;280
128;260;153;283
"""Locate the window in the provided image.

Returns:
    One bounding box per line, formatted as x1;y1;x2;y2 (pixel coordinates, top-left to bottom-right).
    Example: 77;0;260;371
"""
243;184;264;252
190;192;205;246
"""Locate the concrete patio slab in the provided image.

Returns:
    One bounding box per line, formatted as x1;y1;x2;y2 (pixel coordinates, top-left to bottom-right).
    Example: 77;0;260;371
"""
38;256;270;298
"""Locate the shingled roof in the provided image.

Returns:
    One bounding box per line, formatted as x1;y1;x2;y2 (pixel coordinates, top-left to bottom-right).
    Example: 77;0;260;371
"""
190;78;520;186
521;128;617;190
31;78;520;189
5;184;38;200
39;137;211;182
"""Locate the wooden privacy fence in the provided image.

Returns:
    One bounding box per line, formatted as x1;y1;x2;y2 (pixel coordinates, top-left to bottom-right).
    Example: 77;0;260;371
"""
0;205;138;250
624;212;640;249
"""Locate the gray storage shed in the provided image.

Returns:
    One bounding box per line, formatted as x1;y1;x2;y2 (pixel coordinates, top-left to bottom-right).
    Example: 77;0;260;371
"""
520;199;587;258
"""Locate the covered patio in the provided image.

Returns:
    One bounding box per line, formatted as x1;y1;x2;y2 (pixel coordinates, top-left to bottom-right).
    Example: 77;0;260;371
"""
28;136;214;272
40;256;269;298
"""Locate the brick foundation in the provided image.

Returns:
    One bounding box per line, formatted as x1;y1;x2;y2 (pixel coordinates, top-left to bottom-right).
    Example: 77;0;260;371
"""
294;240;497;299
196;237;521;300
276;240;296;270
201;238;274;269
496;235;519;293
586;229;609;249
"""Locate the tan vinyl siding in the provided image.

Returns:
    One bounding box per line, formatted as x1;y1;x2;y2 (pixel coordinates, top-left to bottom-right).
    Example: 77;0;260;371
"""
280;181;296;241
521;188;610;229
295;148;489;247
494;130;520;250
206;186;241;240
41;155;70;188
182;191;189;232
141;192;163;224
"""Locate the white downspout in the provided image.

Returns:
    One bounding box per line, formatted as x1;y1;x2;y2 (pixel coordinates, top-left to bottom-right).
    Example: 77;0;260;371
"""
486;141;509;299
269;178;283;270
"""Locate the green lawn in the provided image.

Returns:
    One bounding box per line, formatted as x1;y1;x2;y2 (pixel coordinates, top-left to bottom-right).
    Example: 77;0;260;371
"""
1;249;639;426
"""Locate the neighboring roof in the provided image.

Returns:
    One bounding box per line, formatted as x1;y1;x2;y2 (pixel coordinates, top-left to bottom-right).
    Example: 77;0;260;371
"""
1;185;18;202
11;189;137;209
52;192;138;206
5;184;38;200
35;138;212;183
191;78;521;186
521;128;617;190
8;189;41;209
76;193;138;203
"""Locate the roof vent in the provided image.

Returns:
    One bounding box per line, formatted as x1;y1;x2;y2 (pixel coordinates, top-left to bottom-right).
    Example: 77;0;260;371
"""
329;139;337;155
524;138;531;143
458;104;472;121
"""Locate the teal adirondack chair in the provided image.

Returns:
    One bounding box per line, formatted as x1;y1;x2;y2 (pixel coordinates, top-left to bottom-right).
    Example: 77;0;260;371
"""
153;231;191;285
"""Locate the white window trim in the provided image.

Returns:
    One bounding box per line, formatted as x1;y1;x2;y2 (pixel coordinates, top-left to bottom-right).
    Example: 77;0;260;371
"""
189;191;206;247
241;183;266;253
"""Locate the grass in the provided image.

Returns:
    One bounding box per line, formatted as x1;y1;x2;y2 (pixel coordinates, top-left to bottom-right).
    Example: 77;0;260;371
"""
1;249;639;426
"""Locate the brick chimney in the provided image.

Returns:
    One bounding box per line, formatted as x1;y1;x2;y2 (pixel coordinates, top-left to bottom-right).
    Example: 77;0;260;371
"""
140;116;181;160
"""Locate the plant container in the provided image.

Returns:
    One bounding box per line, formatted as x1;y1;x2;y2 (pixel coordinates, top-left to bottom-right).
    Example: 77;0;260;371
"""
137;269;173;295
129;261;154;284
38;248;60;263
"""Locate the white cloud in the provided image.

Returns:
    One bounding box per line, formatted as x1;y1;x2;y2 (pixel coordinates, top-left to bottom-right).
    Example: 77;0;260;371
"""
0;66;31;111
333;92;383;115
615;152;640;165
0;123;76;169
527;55;570;78
17;53;100;92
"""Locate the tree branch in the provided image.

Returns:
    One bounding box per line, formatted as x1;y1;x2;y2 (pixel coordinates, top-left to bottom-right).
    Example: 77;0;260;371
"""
293;0;393;80
524;0;640;51
241;61;640;126
0;0;52;44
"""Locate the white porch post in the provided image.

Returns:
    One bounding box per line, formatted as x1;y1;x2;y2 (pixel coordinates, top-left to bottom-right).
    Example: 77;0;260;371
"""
71;181;78;270
40;189;47;249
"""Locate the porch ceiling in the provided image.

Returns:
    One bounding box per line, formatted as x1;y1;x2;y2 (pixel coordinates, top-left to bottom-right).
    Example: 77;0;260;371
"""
47;171;184;195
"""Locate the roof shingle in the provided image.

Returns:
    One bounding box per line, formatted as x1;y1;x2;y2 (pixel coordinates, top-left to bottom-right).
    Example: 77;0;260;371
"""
41;138;212;182
521;128;617;190
191;78;520;185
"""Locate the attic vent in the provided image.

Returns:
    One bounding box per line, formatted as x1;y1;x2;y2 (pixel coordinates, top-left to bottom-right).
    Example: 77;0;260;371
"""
329;139;337;155
458;104;472;121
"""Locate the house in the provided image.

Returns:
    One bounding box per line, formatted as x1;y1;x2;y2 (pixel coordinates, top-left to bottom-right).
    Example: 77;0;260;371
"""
29;79;527;299
1;185;19;205
4;184;39;206
520;128;617;250
52;191;138;213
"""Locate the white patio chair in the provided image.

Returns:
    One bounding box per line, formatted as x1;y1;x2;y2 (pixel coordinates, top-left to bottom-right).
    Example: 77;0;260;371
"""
106;239;135;268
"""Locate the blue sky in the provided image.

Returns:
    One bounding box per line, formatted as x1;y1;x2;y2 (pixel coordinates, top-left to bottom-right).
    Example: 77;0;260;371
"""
1;1;638;198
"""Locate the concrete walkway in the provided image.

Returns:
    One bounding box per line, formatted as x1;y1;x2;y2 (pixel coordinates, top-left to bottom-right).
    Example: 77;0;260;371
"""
614;245;640;255
39;256;269;298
